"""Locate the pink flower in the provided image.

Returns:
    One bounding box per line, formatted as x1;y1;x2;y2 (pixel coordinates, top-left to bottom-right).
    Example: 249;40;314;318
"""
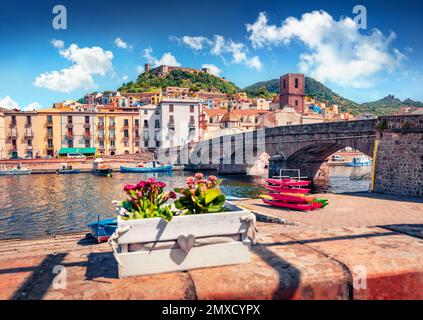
195;172;204;180
209;175;217;182
186;176;195;186
136;181;146;189
148;177;156;184
169;191;177;199
123;184;136;192
157;182;167;189
190;188;196;195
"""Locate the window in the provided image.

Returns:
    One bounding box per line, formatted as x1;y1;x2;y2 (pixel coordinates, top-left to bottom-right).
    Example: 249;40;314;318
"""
169;115;174;123
67;116;72;124
124;141;129;147
143;131;149;140
135;119;139;126
98;129;104;139
110;118;115;125
210;118;213;124
110;139;115;147
26;116;32;125
135;140;139;147
155;109;160;115
283;79;286;90
169;104;174;112
155;119;160;128
11;116;16;125
110;130;115;138
124;130;129;138
144;120;149;128
47;127;53;136
85;127;90;134
190;105;195;113
144;140;149;147
135;129;139;137
47;139;53;148
144;110;148;115
124;119;129;127
68;140;73;148
295;78;299;89
190;116;195;124
155;141;160;148
85;140;90;148
98;117;104;125
295;100;298;106
47;115;53;123
27;139;32;146
12;139;17;147
85;116;90;124
99;140;104;147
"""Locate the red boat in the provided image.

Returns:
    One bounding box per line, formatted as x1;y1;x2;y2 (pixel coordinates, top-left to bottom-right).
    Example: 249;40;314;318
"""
265;178;311;187
265;185;311;194
262;199;324;211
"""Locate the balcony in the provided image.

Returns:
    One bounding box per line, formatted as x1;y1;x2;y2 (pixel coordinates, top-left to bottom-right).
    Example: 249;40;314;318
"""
24;130;34;138
122;136;130;142
46;131;53;138
26;146;33;151
47;145;54;150
8;131;18;139
83;123;91;128
65;132;74;139
189;122;196;128
109;124;116;130
25;122;32;128
83;132;92;139
109;135;116;140
9;122;17;128
109;145;116;150
66;123;73;129
168;121;175;129
45;122;53;127
98;123;105;129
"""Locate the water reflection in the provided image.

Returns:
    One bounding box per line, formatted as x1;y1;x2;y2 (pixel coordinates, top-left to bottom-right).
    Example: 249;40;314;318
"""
0;167;370;240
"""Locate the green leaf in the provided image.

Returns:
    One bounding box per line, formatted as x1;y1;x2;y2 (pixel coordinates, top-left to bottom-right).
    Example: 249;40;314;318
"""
204;189;221;205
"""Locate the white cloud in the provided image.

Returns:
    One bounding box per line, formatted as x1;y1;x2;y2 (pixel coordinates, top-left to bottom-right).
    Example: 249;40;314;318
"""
114;37;132;50
122;75;129;82
34;43;114;93
143;47;181;67
176;34;262;71
201;64;222;76
0;96;19;110
246;11;405;88
51;39;64;49
181;36;211;50
23;102;42;111
136;65;144;74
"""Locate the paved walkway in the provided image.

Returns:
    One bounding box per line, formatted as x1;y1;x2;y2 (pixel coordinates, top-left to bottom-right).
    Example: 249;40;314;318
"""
0;193;422;300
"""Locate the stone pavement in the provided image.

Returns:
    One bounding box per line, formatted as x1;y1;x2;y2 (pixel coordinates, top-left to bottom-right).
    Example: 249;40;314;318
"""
0;193;422;300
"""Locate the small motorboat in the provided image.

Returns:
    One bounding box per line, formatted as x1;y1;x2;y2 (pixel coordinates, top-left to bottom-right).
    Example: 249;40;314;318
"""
56;163;80;174
120;161;173;173
345;155;372;167
92;158;113;177
87;216;117;243
0;164;31;175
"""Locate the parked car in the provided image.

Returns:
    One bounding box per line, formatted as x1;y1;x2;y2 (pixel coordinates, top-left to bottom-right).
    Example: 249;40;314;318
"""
331;155;345;162
67;153;87;159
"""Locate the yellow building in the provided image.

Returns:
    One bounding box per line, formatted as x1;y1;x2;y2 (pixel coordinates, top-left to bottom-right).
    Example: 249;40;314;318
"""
37;107;66;157
95;106;141;156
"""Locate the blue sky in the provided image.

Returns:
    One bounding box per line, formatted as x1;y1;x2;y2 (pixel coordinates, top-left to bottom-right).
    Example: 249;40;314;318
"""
0;0;422;110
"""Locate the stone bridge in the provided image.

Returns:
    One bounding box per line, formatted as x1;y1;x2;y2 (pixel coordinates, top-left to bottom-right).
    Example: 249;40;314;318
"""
157;115;422;196
159;119;377;179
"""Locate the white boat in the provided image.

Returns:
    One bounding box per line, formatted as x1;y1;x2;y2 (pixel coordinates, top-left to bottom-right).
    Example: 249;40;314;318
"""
0;164;32;175
345;155;373;167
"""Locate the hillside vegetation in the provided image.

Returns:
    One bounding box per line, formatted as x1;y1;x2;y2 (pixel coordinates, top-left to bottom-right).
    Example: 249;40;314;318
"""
118;69;240;95
244;77;423;116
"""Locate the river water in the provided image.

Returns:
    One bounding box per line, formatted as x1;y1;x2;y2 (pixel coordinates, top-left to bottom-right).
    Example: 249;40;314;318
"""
0;166;371;240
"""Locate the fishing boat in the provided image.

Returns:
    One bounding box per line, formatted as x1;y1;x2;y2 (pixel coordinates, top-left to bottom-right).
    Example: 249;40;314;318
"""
56;163;80;174
0;164;32;175
92;158;113;176
345;155;372;167
87;216;117;243
120;161;173;173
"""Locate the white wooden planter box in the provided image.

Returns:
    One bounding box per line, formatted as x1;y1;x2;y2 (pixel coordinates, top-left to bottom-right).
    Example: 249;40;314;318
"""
109;202;254;278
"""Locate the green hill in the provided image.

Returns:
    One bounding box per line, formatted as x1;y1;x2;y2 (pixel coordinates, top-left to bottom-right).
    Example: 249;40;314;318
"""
244;78;423;116
118;69;240;95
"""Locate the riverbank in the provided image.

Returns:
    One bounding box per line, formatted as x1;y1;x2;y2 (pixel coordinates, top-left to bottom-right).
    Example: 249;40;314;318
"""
1;192;422;300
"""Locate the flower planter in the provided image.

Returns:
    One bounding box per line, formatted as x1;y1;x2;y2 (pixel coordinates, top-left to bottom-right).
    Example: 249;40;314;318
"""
109;202;255;278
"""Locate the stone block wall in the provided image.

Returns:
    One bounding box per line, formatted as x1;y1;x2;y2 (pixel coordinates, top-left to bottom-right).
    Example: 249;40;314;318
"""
374;115;423;197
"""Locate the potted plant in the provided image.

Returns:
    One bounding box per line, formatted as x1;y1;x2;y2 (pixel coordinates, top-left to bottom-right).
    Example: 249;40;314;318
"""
109;174;256;278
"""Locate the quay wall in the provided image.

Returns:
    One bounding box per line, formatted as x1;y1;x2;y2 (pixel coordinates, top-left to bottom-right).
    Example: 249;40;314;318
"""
374;115;423;197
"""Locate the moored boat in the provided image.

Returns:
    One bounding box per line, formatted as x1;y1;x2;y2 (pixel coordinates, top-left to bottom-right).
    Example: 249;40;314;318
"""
262;199;326;211
345;155;372;167
92;158;113;177
120;161;173;173
265;185;311;194
0;164;32;175
87;216;117;243
56;163;81;174
265;178;311;187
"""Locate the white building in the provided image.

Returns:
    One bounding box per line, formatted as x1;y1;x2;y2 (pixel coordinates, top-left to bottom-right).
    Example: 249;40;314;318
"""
140;104;161;149
159;98;200;149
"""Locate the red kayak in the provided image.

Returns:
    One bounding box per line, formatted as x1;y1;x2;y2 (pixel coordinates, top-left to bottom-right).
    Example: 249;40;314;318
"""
265;178;311;187
262;199;324;211
265;193;317;203
265;185;311;194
